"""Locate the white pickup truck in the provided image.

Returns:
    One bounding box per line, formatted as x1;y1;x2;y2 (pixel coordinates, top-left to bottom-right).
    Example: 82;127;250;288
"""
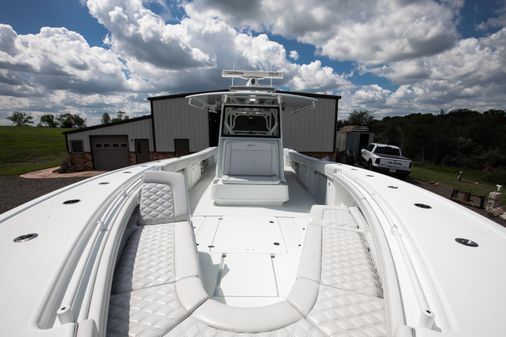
360;143;412;177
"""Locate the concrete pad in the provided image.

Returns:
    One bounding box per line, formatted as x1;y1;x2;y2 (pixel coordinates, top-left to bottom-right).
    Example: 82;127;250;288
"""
20;167;105;179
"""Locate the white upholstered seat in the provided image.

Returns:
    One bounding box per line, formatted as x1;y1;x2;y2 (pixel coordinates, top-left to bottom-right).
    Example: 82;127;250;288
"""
107;171;208;337
140;171;190;225
112;223;176;294
222;141;280;178
211;140;289;205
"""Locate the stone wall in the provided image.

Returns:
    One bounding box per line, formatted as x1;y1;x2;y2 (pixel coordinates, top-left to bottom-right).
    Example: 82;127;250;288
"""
151;152;176;161
128;152;136;165
68;152;93;171
486;191;504;218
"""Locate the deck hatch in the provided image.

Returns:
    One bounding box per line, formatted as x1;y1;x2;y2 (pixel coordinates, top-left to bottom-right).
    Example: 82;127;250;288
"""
211;217;286;253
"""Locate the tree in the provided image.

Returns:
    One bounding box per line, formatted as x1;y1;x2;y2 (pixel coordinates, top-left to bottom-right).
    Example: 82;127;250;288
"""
38;114;59;128
57;113;86;128
347;110;374;126
101;112;111;124
112;111;129;122
7;111;34;126
73;114;86;128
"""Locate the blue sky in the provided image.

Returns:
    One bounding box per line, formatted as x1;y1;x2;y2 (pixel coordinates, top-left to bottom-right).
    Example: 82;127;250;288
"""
0;0;505;125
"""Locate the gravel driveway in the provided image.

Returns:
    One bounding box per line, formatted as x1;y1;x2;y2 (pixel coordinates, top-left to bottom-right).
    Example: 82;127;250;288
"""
0;176;87;214
414;179;506;227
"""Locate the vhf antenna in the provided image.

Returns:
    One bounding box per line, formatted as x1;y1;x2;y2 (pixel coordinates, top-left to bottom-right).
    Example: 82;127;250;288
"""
232;59;235;86
270;64;273;87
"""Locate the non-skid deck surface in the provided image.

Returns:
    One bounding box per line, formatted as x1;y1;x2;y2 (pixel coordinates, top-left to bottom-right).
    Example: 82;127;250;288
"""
192;215;307;306
189;168;314;306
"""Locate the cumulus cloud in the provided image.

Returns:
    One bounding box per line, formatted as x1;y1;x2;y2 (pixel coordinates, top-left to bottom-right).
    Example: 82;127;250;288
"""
375;28;506;110
354;84;391;106
0;1;353;124
1;0;504;125
85;0;353;95
86;0;213;69
0;24;128;96
476;3;506;32
186;0;460;64
0;22;147;123
289;60;352;92
338;27;506;118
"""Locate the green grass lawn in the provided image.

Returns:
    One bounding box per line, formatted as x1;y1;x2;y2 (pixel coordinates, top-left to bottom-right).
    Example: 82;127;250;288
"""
0;126;70;176
411;163;506;204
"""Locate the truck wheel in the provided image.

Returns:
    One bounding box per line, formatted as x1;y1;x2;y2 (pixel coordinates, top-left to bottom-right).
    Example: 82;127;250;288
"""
367;160;372;170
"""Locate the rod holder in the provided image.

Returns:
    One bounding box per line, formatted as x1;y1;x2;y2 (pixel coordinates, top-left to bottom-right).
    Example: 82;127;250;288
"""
419;309;435;329
57;305;74;325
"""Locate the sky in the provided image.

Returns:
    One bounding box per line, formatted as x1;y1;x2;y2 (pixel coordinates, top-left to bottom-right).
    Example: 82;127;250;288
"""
0;0;505;126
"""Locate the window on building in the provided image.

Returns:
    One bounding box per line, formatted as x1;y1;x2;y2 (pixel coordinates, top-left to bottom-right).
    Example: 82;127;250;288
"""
70;140;84;153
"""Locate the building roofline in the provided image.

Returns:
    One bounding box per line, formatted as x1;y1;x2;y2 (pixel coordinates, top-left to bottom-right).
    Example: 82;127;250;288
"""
147;89;341;101
276;90;341;100
147;89;228;101
62;115;151;135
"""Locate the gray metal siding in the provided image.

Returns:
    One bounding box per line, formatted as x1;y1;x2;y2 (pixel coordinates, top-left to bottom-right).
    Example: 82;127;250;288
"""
282;98;336;152
153;97;209;152
66;118;153;152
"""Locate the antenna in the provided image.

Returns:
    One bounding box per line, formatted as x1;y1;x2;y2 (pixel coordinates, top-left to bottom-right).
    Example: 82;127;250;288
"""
270;64;273;87
232;60;235;86
222;70;283;85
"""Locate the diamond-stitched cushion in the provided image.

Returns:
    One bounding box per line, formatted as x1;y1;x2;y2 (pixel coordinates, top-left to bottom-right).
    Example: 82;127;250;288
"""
112;224;175;294
108;200;386;337
164;316;326;337
140;183;175;225
322;209;358;230
107;283;186;337
321;227;382;297
307;285;386;337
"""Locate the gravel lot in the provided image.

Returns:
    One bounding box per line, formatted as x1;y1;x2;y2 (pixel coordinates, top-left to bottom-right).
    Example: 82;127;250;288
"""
414;179;506;227
0;176;87;214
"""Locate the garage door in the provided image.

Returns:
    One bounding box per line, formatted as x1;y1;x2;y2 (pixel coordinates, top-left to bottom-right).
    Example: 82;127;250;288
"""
90;135;129;170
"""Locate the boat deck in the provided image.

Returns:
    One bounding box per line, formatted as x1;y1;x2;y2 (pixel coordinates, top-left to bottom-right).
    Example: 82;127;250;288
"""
190;167;315;306
107;166;386;337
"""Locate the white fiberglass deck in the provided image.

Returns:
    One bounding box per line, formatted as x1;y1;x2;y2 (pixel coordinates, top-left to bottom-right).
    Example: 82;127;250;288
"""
190;167;315;306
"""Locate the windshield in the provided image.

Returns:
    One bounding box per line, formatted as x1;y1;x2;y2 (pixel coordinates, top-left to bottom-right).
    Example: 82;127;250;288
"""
222;105;280;137
374;146;400;156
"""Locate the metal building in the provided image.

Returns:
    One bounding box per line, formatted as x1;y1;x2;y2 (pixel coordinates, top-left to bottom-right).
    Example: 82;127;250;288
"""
64;90;340;171
335;125;374;164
